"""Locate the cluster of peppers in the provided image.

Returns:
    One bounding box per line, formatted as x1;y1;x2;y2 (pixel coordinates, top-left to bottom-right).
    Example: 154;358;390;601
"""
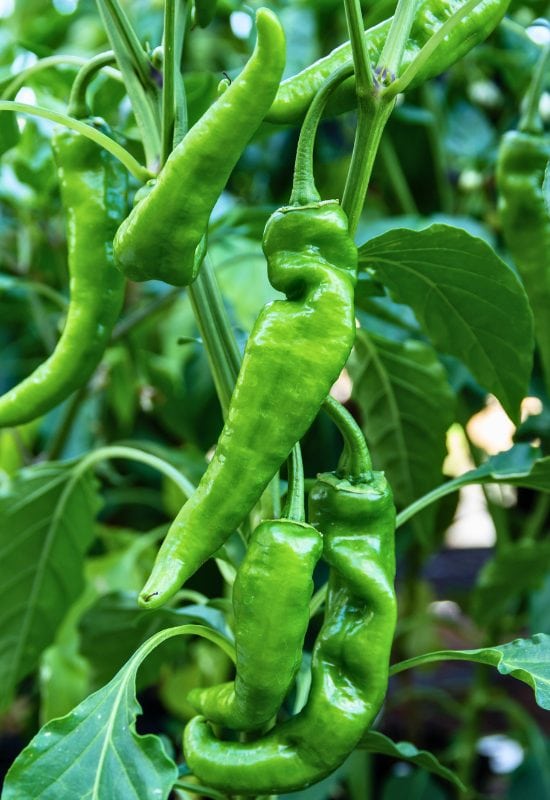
0;0;530;794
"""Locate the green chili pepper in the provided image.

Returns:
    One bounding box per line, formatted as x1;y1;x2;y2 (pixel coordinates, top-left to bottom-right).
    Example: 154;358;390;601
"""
188;449;322;731
188;519;321;731
0;121;127;428
183;468;397;794
497;44;550;396
113;7;285;286
266;0;510;124
139;200;357;608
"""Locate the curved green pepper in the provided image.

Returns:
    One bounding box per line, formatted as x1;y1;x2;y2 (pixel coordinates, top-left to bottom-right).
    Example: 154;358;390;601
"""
266;0;510;124
113;7;285;286
139;200;357;608
188;517;322;731
184;470;397;795
0;121;127;428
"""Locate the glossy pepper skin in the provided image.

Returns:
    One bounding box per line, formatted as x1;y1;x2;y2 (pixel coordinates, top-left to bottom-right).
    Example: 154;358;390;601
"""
266;0;510;124
188;519;322;731
139;200;357;608
0;122;127;428
184;471;397;795
497;130;550;394
113;7;285;286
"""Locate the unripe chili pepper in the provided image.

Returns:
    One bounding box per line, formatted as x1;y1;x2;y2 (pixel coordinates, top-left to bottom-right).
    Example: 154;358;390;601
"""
188;519;322;731
0;121;127;428
184;469;397;795
188;446;322;732
113;8;285;286
497;44;550;396
139;200;357;608
266;0;510;124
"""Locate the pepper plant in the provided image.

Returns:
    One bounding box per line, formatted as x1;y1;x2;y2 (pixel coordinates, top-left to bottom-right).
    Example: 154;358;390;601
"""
0;1;549;798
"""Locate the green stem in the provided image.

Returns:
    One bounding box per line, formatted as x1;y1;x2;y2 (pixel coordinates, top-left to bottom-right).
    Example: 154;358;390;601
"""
68;51;117;118
188;251;241;417
384;0;480;98
421;84;453;214
290;63;354;206
322;395;372;479
377;0;417;77
341;97;394;235
96;0;161;168
75;444;196;501
519;44;550;134
343;0;373;93
1;55;86;100
396;476;463;528
161;0;177;165
0;101;151;182
283;444;305;523
523;492;550;542
379;135;418;215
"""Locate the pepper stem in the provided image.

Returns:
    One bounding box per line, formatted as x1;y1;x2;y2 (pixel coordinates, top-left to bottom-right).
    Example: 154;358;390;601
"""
290;63;354;207
519;42;550;135
67;51;116;118
282;445;306;523
323;395;372;481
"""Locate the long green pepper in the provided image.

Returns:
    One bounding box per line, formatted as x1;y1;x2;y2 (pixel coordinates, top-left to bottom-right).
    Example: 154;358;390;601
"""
266;0;510;124
188;518;322;731
188;448;322;731
139;200;357;608
184;468;397;794
0;121;127;428
113;8;285;286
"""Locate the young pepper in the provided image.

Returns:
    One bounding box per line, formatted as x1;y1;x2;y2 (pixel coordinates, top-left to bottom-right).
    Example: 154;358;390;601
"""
113;7;285;286
184;461;397;794
139;201;357;608
266;0;510;124
188;448;323;731
0;120;127;428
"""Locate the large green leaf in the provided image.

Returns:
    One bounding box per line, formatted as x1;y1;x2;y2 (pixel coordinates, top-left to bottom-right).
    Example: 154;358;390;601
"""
360;731;466;792
349;329;455;546
391;634;550;711
359;225;534;423
471;540;550;627
0;461;101;711
2;624;234;800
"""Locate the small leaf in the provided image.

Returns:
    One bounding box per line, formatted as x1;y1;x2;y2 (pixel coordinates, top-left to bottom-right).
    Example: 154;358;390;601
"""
360;731;466;792
359;225;534;423
0;461;101;710
391;634;550;711
2;624;234;800
397;444;550;528
350;329;454;546
471;540;550;626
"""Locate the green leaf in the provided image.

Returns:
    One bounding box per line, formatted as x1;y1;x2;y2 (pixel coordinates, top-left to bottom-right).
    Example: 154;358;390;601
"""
391;634;550;711
0;109;20;157
360;731;466;792
397;444;550;527
349;330;455;546
2;624;233;800
359;225;534;423
471;540;550;627
79;591;232;686
0;461;101;711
